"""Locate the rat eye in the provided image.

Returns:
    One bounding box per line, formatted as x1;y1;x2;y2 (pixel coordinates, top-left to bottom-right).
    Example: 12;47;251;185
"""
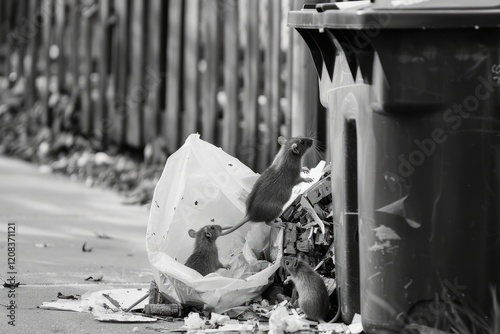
211;226;215;230
285;261;289;265
300;139;304;145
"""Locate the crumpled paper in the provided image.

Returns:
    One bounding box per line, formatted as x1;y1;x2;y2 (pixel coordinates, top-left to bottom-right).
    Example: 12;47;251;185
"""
268;305;310;334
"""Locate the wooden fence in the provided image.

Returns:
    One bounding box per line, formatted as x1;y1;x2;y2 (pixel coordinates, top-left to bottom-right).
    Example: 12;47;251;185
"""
0;0;326;172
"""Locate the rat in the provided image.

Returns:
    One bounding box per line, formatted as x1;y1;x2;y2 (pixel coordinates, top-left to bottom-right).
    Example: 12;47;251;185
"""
220;136;314;236
281;256;330;323
184;225;231;276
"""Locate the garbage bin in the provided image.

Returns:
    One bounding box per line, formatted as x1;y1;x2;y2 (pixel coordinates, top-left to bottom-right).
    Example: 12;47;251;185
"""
289;1;500;332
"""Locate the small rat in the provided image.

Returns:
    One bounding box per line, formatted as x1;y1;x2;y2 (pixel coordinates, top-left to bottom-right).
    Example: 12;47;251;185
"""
281;256;330;323
184;225;230;276
220;136;314;236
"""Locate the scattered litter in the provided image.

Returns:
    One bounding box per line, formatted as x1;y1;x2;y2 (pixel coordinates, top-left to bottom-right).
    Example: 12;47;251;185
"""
82;242;92;252
40;288;150;320
38;298;85;312
268;305;310;333
209;312;231;326
144;304;182;317
2;281;21;289
102;293;121;309
57;292;79;300
124;292;149;312
348;313;364;334
94;231;112;239
183;312;210;330
181;312;241;331
93;308;156;323
84;275;103;282
212;323;255;332
218;305;255;320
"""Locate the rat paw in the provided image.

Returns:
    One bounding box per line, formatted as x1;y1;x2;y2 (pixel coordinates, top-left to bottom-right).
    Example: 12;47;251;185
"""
223;264;231;270
302;177;314;183
301;166;310;174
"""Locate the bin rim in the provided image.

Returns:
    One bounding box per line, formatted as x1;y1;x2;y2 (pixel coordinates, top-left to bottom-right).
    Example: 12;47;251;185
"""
287;5;500;30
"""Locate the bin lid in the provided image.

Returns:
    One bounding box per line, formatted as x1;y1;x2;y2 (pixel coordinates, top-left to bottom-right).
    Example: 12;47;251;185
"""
288;0;500;29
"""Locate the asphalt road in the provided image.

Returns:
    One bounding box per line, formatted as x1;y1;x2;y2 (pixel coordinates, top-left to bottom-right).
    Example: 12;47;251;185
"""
0;156;184;333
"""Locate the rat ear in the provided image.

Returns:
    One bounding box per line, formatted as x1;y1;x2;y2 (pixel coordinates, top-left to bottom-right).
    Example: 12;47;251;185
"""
291;143;299;155
293;258;299;268
204;226;212;238
278;136;287;146
188;229;196;238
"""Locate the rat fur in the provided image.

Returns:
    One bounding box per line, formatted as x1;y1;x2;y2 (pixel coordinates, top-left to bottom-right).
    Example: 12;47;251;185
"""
281;256;330;323
220;136;314;236
184;225;230;276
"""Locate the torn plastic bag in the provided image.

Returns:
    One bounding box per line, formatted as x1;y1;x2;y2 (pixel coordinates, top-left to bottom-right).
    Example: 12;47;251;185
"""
146;134;283;312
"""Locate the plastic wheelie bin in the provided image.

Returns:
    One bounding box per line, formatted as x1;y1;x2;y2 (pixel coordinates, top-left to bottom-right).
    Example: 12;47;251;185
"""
288;1;500;332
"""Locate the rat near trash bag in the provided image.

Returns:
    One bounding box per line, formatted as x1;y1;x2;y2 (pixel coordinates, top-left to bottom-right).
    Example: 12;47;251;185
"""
184;225;231;276
281;256;330;323
220;136;315;236
146;134;283;311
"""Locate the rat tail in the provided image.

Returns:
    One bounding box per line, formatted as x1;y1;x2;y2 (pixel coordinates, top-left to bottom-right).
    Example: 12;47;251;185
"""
220;216;251;236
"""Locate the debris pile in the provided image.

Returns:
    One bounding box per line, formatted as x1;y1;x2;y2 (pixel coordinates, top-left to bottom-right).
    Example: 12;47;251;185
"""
279;166;335;278
35;134;362;332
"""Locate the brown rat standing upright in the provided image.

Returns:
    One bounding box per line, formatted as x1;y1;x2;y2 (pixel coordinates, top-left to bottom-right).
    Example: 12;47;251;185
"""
184;225;230;276
281;256;330;323
220;136;314;236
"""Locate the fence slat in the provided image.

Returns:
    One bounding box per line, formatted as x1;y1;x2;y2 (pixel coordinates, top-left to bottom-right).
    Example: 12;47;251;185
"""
284;0;294;139
69;0;79;92
55;0;66;92
269;0;282;160
200;0;219;145
107;1;118;143
144;0;163;143
95;0;110;144
165;0;183;152
3;1;12;78
241;0;260;169
0;3;4;76
113;0;129;146
222;0;239;156
182;0;200;143
26;0;40;116
80;11;92;134
41;0;52;126
258;1;274;172
11;0;27;79
126;0;146;147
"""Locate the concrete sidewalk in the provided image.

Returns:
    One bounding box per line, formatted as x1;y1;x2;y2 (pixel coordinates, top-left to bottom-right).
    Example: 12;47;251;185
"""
0;156;183;333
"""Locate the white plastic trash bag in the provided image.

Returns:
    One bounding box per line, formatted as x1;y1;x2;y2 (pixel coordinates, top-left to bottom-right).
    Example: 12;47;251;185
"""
146;134;283;311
